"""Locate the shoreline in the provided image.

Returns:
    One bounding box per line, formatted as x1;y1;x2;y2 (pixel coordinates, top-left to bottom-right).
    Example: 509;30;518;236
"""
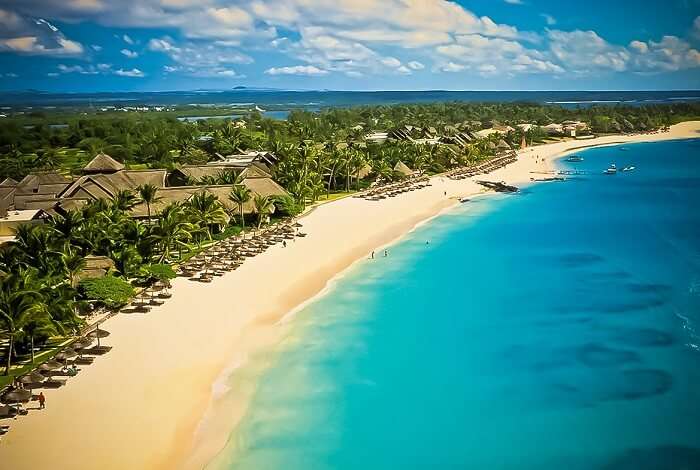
1;122;698;470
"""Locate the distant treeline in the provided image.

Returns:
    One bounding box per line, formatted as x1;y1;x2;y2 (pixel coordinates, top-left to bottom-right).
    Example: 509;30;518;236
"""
1;101;698;180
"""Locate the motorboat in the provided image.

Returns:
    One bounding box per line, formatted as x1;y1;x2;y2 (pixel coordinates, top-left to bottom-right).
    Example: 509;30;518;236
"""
459;197;470;203
622;166;635;172
566;155;584;162
604;164;618;174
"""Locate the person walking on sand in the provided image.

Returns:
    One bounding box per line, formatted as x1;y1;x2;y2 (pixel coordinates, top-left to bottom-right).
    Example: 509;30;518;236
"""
283;240;287;248
371;251;374;259
38;392;45;409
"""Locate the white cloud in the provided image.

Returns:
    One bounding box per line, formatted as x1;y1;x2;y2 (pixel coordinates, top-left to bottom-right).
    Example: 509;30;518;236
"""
548;30;700;74
407;61;425;70
504;0;523;4
693;16;700;39
540;14;556;26
265;65;329;76
0;9;84;56
91;44;102;51
381;56;402;68
114;68;144;77
122;34;134;45
441;62;466;72
436;33;563;75
148;36;252;66
0;36;83;55
120;48;138;58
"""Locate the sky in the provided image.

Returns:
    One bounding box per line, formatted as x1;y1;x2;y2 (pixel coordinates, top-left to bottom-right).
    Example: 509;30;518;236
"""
0;0;699;92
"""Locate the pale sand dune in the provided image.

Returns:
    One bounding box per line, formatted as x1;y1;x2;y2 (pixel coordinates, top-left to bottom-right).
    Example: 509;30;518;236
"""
1;122;698;470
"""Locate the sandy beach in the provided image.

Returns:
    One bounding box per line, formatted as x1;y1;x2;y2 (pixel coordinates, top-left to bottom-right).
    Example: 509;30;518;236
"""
1;121;698;470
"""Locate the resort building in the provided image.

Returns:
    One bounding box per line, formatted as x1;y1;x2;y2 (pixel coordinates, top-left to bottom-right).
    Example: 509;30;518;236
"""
0;152;289;227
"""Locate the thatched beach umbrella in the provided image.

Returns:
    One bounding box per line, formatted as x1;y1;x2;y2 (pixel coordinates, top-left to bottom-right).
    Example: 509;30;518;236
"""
55;348;78;362
18;371;45;385
87;327;110;347
38;360;63;371
1;389;31;403
72;337;94;350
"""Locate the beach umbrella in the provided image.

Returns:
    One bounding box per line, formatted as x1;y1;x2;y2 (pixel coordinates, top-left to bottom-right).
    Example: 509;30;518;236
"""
1;389;31;403
18;371;45;385
88;327;110;347
38;360;63;371
71;337;94;350
55;348;78;361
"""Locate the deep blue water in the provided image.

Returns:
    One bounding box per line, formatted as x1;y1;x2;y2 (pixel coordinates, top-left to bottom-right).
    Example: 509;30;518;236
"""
208;139;700;470
2;89;699;110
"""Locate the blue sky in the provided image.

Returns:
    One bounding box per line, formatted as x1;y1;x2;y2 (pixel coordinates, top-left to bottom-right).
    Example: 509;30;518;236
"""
0;0;699;92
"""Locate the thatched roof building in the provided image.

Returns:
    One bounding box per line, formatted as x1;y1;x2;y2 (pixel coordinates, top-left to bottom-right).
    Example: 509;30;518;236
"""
82;153;125;174
77;255;115;282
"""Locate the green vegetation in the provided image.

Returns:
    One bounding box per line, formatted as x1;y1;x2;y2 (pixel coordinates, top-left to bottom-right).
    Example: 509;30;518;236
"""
78;276;135;309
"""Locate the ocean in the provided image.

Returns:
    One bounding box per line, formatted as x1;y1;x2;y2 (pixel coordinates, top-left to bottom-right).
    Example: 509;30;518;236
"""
2;90;700;110
207;139;700;470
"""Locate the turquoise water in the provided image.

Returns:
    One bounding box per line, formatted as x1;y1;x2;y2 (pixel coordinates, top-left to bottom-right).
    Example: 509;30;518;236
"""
209;139;700;470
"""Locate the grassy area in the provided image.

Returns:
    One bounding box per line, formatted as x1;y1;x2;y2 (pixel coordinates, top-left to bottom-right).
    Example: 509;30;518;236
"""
320;191;355;202
0;337;72;389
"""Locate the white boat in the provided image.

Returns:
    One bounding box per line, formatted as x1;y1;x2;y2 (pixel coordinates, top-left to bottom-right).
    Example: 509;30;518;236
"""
566;155;584;162
604;164;618;174
622;166;635;172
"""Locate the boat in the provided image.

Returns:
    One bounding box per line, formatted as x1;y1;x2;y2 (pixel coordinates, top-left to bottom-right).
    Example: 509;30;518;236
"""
604;164;618;174
566;155;584;162
622;166;635;172
459;197;470;203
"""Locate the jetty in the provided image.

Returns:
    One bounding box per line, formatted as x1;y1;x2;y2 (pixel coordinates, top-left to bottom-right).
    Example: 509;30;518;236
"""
476;180;519;193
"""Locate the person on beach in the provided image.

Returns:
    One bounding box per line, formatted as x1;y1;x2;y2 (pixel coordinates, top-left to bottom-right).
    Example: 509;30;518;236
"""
283;240;287;248
371;251;374;259
384;250;388;257
38;392;45;409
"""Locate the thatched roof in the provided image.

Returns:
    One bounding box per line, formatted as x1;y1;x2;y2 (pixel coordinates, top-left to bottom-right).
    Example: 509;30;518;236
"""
0;177;17;187
13;194;60;211
497;139;511;150
394;160;413;176
78;255;114;281
60;170;166;200
239;165;272;179
171;165;233;183
82;153;125;173
242;177;287;198
16;172;70;194
357;163;373;179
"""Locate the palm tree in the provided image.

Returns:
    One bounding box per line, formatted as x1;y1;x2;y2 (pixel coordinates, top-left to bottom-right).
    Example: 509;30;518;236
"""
137;184;161;221
148;203;194;262
186;192;229;240
253;195;274;229
112;189;138;212
61;247;86;287
0;270;45;374
228;184;252;228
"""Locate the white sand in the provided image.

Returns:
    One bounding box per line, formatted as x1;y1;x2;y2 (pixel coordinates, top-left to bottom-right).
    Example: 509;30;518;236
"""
1;121;698;470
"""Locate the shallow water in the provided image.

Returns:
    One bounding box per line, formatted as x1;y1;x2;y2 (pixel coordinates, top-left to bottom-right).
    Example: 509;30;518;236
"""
207;139;700;470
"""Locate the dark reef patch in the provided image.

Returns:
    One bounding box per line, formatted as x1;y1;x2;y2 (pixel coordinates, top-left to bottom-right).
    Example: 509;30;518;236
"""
599;445;700;470
559;253;605;268
611;328;674;348
576;343;640;368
